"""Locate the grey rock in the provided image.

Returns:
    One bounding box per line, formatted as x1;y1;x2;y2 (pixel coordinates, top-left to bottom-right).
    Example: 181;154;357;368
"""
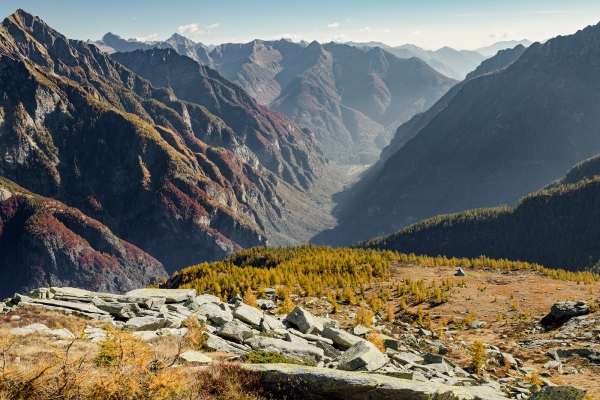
232;302;263;327
195;302;233;326
400;333;419;347
285;332;311;345
261;314;286;332
418;328;433;337
124;316;168;331
315;340;343;358
470;320;487;329
317;315;339;329
257;299;275;310
321;327;364;348
125;288;196;303
217;320;255;343
550;301;589;320
244;363;508;399
285;307;324;334
203;333;248;354
29;298;109;315
11;323;53;336
96;301;141;319
391;351;425;365
245;336;324;363
336;340;388;372
352;324;370;336
179;350;212;365
527;385;586;400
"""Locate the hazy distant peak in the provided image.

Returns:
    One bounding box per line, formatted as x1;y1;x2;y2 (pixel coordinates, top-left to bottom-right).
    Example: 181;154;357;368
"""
475;39;532;56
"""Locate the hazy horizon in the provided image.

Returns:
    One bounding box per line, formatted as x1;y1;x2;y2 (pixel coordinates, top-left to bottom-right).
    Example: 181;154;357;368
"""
0;0;599;51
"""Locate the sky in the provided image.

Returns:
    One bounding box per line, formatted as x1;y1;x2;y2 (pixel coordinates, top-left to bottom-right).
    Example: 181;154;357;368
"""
2;0;600;50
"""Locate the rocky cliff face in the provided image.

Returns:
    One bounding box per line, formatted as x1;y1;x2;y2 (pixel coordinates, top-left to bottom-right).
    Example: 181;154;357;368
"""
0;178;167;297
0;10;326;275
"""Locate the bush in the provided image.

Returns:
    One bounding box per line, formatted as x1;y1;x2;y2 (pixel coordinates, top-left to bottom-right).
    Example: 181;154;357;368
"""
365;332;385;352
469;341;486;372
355;303;374;328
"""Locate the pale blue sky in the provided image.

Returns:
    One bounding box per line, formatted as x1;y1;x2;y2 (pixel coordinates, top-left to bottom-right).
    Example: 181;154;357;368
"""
2;0;600;50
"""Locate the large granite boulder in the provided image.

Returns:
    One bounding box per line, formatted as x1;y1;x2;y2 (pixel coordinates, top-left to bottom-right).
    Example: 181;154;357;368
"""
321;327;364;348
550;301;589;319
232;302;264;327
217;320;255;343
286;307;324;335
336;340;388;372
194;302;234;325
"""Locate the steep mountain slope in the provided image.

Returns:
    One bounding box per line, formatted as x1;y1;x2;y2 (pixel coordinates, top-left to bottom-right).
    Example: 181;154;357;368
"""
315;22;600;245
380;44;527;164
342;42;462;80
0;10;327;273
89;32;212;65
110;48;323;190
356;154;600;272
267;42;456;163
0;178;166;297
475;39;532;57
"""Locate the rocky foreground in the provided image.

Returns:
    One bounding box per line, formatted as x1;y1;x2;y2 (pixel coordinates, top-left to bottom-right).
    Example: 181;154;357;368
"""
1;286;592;399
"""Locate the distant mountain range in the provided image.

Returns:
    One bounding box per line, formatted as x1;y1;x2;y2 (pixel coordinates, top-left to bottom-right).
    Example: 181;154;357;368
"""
89;32;214;64
356;153;600;273
475;39;533;57
341;41;530;80
94;36;457;164
314;21;600;245
0;10;329;295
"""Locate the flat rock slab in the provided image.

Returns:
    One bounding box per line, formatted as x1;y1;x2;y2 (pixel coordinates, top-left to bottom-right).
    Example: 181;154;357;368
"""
124;316;169;331
321;327;364;348
232;303;263;327
246;336;324;363
30;298;109;315
244;364;508;400
527;385;586;400
204;333;249;354
179;350;212;365
125;288;196;303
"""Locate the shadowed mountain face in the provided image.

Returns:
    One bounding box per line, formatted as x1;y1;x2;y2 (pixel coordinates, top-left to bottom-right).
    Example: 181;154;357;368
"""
0;178;167;297
315;21;600;245
380;44;528;164
0;10;327;276
356;154;600;273
99;37;457;164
